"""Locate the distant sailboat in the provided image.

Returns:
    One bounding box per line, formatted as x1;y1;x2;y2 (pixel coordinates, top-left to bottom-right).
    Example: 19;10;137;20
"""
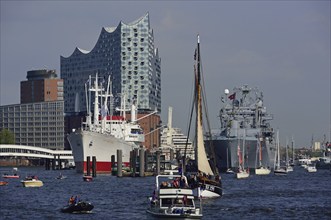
285;139;293;172
255;134;271;175
236;130;249;179
290;136;295;167
274;130;287;176
226;148;235;174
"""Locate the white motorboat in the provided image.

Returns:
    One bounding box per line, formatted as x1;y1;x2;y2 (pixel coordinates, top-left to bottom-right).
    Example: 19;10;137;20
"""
147;174;202;219
21;176;43;187
307;165;317;173
274;167;288;176
255;166;271;175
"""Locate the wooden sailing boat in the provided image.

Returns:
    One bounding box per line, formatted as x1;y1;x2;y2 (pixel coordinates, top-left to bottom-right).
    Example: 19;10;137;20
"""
185;35;222;198
274;130;287;175
236;130;249;179
255;134;271;175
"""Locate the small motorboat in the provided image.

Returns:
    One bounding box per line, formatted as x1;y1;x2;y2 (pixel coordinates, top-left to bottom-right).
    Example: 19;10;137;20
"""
83;175;93;182
21;176;43;187
307;165;317;173
61;201;94;213
147;174;202;219
2;173;20;179
0;181;9;186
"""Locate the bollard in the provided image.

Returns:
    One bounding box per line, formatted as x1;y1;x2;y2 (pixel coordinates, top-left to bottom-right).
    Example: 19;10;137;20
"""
92;156;97;177
57;155;61;170
111;155;115;171
86;156;91;176
111;155;115;175
117;150;122;177
52;155;56;170
139;148;145;177
45;158;50;170
132;149;137;177
144;150;148;172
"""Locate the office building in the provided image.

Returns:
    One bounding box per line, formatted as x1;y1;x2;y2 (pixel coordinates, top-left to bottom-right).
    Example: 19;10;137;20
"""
21;69;63;104
0;101;64;150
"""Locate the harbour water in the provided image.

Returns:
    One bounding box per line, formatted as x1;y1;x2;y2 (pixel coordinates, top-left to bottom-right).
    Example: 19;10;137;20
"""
1;167;330;219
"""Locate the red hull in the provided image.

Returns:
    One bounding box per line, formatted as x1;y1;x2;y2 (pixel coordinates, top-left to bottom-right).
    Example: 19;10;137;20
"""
2;175;20;179
75;161;130;174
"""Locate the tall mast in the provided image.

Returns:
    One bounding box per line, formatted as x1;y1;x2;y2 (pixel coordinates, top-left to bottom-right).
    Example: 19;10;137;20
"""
195;34;213;176
93;73;99;126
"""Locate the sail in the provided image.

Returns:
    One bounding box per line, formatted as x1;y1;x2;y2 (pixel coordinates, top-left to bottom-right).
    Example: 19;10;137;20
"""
197;94;214;175
195;35;214;176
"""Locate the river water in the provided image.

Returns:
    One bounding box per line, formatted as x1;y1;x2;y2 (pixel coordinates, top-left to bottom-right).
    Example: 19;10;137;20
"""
1;166;330;219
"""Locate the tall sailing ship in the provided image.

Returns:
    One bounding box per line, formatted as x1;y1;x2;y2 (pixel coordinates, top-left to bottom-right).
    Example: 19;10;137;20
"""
68;73;145;174
206;85;276;172
185;35;222;198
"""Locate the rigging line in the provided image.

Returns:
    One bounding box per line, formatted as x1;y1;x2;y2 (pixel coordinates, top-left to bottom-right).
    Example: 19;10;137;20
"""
184;64;197;164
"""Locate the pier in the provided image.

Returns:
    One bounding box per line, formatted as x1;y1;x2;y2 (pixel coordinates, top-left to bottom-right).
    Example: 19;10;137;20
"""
0;144;74;169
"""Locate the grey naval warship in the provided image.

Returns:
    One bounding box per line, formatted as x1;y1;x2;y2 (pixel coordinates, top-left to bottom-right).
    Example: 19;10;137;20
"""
206;85;276;172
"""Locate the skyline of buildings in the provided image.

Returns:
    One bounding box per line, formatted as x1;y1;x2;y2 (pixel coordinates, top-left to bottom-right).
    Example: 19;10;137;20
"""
1;69;65;150
1;13;163;151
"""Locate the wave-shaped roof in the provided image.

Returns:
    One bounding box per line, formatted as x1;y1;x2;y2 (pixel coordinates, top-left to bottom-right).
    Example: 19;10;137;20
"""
62;13;149;58
77;47;90;54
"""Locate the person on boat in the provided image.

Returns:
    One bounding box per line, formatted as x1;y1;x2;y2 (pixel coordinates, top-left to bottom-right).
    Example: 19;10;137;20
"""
183;195;188;205
173;178;180;188
74;195;80;204
151;190;158;205
69;196;75;205
178;165;183;175
180;176;188;188
160;181;167;188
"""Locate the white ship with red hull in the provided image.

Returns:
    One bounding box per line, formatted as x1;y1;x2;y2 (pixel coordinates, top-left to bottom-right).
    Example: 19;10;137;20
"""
68;74;145;174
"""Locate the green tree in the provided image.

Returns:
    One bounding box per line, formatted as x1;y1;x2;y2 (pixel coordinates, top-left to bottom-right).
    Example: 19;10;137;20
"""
0;129;15;144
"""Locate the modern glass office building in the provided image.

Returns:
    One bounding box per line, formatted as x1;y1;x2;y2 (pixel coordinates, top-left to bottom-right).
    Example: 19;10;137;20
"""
61;13;161;114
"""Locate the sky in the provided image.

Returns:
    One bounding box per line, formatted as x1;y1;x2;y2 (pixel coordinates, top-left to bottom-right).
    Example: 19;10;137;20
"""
0;1;330;148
